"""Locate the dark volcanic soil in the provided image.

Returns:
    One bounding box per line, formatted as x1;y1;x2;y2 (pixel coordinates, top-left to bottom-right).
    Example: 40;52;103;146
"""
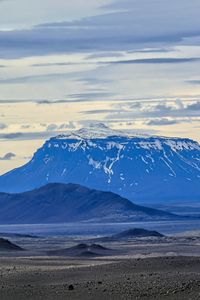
0;256;200;300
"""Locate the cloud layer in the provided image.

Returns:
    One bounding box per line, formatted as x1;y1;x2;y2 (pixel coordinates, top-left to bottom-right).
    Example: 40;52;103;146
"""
1;0;200;174
1;0;200;58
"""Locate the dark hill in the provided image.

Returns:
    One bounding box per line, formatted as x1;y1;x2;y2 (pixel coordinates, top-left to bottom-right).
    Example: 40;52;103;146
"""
47;243;113;257
113;228;164;239
0;238;23;251
91;228;164;242
0;183;179;224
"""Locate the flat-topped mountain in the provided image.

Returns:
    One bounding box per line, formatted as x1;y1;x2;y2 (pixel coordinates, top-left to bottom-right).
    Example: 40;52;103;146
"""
0;183;178;224
0;124;200;203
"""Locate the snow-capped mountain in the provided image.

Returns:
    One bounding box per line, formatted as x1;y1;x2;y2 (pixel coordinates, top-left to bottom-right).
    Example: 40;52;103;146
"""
0;124;200;204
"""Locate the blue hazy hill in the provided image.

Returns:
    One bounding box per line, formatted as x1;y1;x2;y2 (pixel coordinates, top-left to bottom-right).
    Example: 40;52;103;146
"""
0;183;178;224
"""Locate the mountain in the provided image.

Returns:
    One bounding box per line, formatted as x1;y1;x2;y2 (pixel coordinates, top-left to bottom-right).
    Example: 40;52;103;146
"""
0;124;200;203
0;183;178;224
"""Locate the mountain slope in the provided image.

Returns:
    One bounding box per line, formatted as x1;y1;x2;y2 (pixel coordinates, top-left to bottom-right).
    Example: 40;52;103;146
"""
0;183;178;224
0;124;200;203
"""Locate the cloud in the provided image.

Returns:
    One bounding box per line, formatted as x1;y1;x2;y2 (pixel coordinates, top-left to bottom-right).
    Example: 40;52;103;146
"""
104;100;200;122
152;103;174;114
36;92;115;105
127;48;174;54
61;121;76;129
46;124;58;131
0;131;54;141
82;109;121;115
146;118;181;126
0;152;16;160
67;92;115;101
31;62;89;67
21;124;31;129
1;0;200;58
186;80;200;85
36;100;66;105
0;71;83;84
106;57;200;65
0;96;114;105
0;0;108;31
137;101;200;118
0;123;7;130
47;122;76;131
0;122;78;141
86;52;124;59
0;132;23;139
185;101;200;110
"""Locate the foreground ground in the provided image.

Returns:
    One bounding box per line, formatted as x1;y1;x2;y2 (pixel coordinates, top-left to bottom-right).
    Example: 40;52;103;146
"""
0;256;200;300
0;233;200;299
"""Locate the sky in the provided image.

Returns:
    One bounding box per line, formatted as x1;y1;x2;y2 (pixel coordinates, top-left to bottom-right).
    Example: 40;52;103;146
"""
1;0;200;174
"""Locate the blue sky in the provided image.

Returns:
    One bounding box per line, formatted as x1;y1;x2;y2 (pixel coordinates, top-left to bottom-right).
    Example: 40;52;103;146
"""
0;0;200;174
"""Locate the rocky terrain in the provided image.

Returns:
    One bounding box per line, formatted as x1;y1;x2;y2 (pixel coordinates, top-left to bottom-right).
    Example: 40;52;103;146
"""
0;228;199;299
0;256;199;300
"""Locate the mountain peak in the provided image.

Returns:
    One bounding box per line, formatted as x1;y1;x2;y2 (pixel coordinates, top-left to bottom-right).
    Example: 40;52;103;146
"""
55;123;126;140
53;124;199;145
51;124;200;153
53;123;166;141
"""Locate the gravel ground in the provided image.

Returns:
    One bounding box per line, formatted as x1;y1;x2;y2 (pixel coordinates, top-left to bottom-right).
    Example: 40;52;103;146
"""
0;256;200;300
